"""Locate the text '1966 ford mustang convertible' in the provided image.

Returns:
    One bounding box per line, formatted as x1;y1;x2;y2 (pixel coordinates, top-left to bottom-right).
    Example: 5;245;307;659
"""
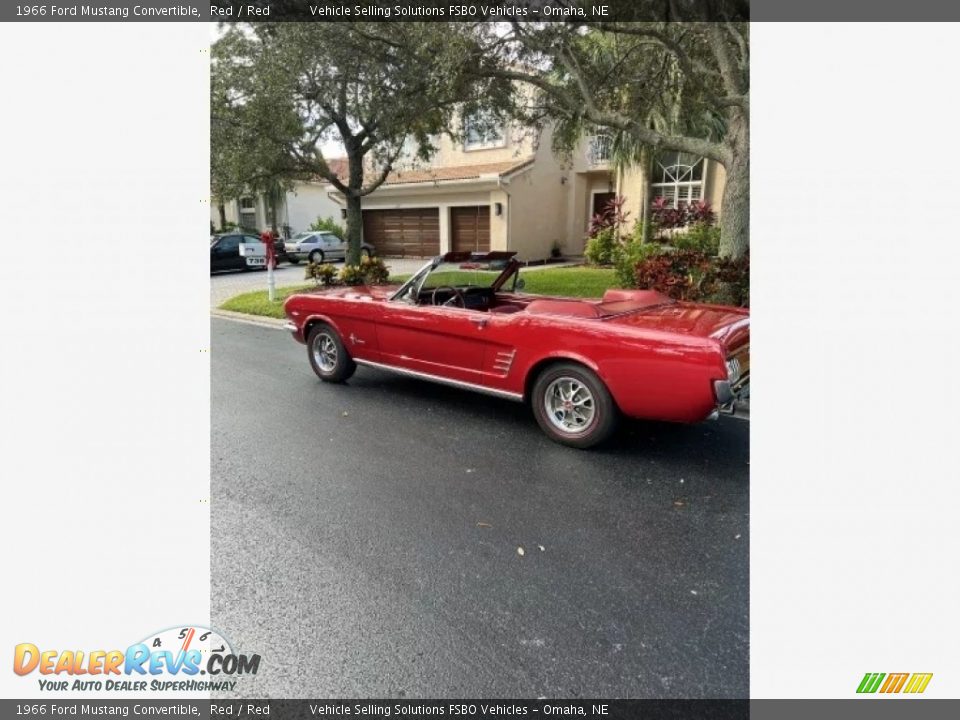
283;251;749;449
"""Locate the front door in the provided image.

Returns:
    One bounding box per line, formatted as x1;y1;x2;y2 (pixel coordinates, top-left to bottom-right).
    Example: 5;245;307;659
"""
375;302;490;383
592;191;616;218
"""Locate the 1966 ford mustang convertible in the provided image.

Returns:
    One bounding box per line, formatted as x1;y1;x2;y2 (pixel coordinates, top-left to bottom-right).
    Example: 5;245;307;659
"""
283;251;749;448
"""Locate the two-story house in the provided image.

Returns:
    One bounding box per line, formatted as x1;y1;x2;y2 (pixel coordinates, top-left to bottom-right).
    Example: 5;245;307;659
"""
339;115;727;260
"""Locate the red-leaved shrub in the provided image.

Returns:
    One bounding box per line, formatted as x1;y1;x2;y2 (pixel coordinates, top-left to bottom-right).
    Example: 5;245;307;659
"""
634;249;749;307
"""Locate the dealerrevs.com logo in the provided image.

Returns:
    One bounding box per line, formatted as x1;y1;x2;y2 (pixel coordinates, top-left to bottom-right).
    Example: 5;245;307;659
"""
856;672;933;695
13;626;260;692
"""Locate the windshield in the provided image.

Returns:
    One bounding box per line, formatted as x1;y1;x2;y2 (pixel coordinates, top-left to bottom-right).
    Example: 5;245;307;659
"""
419;261;505;290
391;256;518;304
291;232;314;241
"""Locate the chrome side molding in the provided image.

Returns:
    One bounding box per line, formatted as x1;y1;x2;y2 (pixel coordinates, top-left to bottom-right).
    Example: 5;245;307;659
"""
354;359;524;402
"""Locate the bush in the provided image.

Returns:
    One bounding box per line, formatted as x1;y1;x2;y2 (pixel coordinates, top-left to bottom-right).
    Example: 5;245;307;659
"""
650;198;715;230
360;255;389;284
584;227;619;266
305;261;338;286
613;239;664;288
309;215;346;238
672;222;721;254
339;264;366;286
633;249;749;307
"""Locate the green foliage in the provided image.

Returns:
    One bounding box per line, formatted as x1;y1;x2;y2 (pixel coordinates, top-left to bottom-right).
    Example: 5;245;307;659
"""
212;23;514;261
309;216;345;238
672;222;721;254
339;264;366;286
305;261;338;287
613;240;664;289
360;256;390;285
584;228;619;266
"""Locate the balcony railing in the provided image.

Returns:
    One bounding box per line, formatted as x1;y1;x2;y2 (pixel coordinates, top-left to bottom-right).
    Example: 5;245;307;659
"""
586;135;612;165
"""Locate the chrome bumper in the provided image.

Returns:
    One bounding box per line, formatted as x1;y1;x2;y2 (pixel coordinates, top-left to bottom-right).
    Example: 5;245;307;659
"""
714;378;750;416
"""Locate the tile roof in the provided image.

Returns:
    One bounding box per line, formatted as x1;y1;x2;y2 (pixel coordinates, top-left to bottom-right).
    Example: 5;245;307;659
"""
382;158;534;185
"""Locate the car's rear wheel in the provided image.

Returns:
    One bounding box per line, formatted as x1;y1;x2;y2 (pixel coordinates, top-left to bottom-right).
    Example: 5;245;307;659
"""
307;323;356;383
309;250;325;264
360;247;371;260
531;362;617;449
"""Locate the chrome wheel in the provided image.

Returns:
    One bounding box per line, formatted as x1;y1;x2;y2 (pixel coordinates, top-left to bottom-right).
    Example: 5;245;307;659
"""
544;377;595;434
313;333;338;372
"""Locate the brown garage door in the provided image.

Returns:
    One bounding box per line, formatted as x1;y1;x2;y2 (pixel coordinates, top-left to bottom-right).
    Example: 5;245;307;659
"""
451;206;491;253
362;208;440;258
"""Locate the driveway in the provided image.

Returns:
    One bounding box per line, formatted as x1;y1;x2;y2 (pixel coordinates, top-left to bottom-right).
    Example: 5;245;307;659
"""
211;318;749;698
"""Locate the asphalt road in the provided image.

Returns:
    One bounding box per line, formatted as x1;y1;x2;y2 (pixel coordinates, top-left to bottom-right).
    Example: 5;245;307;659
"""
211;318;749;699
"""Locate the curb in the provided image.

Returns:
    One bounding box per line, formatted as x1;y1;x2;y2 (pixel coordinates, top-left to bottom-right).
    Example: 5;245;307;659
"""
210;309;287;329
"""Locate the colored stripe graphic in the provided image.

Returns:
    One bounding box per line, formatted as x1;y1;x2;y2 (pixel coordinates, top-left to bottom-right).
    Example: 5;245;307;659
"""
903;673;933;694
857;673;885;693
880;673;909;693
857;672;932;694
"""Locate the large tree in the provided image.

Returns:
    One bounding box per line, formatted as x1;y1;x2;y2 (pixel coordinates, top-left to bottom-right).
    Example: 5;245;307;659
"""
474;20;749;258
212;23;511;264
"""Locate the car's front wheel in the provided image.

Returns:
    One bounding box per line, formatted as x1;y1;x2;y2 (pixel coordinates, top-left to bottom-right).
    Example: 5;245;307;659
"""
307;323;356;383
288;256;300;265
531;362;617;449
309;249;325;264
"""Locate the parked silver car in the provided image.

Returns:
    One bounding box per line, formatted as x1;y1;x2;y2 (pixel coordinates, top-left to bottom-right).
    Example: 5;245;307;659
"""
283;231;375;264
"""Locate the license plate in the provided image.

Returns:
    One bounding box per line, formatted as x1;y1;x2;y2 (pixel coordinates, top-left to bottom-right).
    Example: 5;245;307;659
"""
245;257;266;266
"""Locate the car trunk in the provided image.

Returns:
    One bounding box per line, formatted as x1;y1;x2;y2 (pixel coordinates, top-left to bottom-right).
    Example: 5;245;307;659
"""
605;303;749;352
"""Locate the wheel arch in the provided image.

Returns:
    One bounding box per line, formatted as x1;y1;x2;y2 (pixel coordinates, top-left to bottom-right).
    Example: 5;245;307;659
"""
521;353;604;404
303;313;344;343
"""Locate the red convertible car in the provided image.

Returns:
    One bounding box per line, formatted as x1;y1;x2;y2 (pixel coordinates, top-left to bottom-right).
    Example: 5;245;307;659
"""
283;252;749;448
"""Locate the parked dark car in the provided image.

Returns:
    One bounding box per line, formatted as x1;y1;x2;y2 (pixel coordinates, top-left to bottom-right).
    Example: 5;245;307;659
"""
210;233;286;273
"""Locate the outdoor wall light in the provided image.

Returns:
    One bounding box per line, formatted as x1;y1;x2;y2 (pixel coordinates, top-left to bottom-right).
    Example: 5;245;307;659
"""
494;202;503;216
341;208;348;219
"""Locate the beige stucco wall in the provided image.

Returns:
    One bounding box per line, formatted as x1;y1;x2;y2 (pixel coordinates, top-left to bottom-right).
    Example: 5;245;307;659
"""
503;124;574;260
428;123;538;168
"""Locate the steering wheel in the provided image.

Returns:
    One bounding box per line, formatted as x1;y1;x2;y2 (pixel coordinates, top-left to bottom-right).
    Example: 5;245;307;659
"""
431;285;465;308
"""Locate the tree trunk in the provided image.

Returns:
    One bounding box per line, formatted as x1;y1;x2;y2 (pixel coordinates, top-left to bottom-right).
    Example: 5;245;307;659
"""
641;149;653;244
217;201;227;231
344;192;363;265
345;147;364;265
718;114;749;259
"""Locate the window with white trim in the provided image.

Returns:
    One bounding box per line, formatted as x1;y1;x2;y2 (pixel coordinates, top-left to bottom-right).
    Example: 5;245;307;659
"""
651;152;705;207
239;196;257;229
463;110;505;150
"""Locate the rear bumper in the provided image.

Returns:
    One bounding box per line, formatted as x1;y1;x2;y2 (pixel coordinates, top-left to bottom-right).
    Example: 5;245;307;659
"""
713;377;750;415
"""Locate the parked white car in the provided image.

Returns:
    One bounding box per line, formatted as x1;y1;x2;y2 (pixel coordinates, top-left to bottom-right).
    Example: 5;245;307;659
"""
283;231;375;264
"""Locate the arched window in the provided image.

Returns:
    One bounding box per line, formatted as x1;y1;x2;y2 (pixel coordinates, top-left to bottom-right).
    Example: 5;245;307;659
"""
652;151;705;207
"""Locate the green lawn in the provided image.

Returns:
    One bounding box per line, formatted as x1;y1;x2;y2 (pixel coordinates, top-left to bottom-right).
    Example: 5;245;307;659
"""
219;284;314;319
218;266;618;320
517;266;616;298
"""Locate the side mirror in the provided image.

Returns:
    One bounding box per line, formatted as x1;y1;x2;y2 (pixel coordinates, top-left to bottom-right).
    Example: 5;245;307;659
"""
515;278;526;291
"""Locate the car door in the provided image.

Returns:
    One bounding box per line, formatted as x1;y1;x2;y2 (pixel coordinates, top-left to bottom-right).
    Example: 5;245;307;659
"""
329;234;348;260
211;235;239;271
375;301;492;384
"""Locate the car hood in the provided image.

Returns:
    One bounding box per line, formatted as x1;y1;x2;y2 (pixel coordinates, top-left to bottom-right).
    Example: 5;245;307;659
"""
606;302;749;349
